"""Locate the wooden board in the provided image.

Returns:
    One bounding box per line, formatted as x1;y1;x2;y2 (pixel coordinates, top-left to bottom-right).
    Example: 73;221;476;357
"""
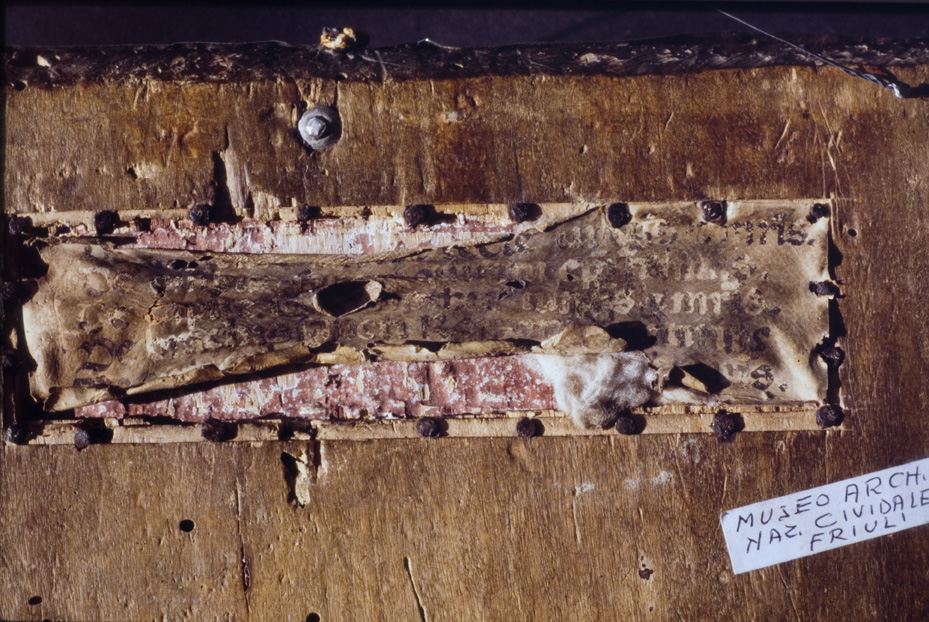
3;35;929;620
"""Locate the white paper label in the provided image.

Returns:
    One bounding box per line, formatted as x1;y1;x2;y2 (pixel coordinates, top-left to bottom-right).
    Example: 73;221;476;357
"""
720;457;929;574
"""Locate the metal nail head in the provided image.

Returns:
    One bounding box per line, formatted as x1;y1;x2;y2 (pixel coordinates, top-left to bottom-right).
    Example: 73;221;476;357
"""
711;409;740;441
820;346;846;369
298;106;341;150
516;417;541;438
606;203;632;228
416;417;443;438
816;405;844;428
614;414;639;435
700;200;727;224
189;204;213;227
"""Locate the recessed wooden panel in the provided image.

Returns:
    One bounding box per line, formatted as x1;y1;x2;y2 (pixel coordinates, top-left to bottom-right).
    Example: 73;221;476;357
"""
24;200;829;420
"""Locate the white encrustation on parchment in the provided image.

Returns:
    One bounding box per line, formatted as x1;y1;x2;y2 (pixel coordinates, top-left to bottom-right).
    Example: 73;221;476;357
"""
720;457;929;574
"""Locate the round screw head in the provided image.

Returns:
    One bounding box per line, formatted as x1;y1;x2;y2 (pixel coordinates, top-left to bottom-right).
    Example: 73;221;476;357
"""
820;346;846;369
416;417;443;438
700;200;727;223
515;417;541;438
304;116;329;140
816;405;844;428
189;204;213;227
93;210;119;235
606;203;632;228
298;106;341;150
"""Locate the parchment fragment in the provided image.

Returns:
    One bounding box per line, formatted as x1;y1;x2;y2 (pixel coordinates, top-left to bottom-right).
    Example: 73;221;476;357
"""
533;353;659;428
23;201;830;411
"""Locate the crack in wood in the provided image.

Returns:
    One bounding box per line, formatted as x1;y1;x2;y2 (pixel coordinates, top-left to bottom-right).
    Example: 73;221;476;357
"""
404;556;428;622
234;477;252;618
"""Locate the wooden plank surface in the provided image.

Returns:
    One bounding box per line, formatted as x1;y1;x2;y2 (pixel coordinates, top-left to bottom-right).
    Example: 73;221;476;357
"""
0;434;839;621
4;37;929;620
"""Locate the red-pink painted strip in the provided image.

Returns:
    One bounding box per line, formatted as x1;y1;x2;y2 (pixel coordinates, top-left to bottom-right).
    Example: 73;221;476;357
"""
74;216;550;420
76;355;557;422
123;218;515;255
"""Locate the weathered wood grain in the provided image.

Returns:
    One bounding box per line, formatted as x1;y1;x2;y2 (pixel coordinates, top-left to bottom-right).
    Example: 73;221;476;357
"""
10;37;928;219
3;37;929;621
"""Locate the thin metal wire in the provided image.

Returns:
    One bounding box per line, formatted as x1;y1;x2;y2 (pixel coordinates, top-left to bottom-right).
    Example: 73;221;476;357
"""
714;7;906;98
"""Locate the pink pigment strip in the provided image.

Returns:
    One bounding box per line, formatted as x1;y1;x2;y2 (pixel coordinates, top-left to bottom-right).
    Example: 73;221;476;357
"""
76;355;556;422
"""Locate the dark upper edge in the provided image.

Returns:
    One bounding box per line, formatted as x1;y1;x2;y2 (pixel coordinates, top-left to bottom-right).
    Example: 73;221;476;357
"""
4;33;929;89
